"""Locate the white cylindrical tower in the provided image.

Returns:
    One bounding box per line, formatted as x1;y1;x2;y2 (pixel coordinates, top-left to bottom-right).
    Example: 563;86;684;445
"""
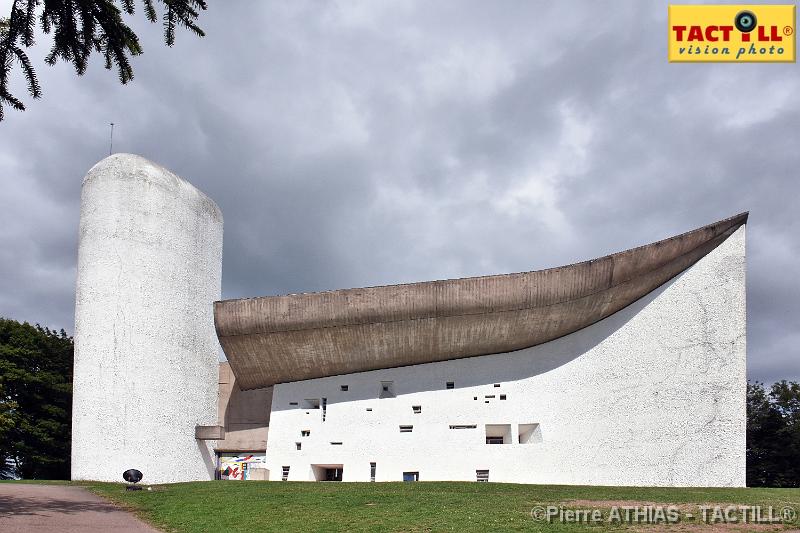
72;154;223;484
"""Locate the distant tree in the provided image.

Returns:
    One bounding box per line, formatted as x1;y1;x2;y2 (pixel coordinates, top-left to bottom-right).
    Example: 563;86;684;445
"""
0;0;207;121
747;380;800;487
0;318;73;479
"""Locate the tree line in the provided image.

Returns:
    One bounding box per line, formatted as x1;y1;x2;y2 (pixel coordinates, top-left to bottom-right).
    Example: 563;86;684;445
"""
1;316;799;485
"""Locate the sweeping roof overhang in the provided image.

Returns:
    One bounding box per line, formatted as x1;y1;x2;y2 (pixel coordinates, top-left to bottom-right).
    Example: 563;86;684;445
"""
216;212;748;390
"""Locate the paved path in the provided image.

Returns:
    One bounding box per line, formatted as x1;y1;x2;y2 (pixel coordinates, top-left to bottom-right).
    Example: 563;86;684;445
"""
0;483;160;532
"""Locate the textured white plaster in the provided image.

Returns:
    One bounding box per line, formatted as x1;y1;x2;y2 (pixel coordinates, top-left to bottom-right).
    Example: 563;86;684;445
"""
72;154;223;484
265;226;746;486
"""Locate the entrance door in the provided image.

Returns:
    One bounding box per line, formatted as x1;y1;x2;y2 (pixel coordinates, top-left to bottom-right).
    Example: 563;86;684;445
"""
325;467;343;481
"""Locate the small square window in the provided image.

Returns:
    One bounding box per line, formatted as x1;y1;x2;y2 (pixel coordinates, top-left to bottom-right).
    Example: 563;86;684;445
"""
340;385;349;391
473;396;478;400
295;442;301;450
446;382;454;389
500;394;506;400
412;405;421;414
476;469;489;482
379;381;395;398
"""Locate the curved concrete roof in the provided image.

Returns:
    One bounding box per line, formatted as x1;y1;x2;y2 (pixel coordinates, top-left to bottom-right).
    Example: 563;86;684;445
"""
216;212;748;390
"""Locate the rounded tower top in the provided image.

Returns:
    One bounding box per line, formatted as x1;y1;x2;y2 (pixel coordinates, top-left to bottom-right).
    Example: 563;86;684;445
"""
84;153;223;223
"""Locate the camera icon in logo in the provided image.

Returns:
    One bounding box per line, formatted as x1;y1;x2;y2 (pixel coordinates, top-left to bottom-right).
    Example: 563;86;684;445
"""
735;10;757;33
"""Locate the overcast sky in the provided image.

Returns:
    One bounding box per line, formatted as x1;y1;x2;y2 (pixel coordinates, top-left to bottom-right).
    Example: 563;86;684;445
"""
0;1;796;384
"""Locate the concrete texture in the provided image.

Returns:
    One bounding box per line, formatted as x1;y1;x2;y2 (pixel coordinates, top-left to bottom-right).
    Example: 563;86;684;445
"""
217;213;747;390
265;226;746;486
0;484;160;532
72;154;223;483
214;362;270;453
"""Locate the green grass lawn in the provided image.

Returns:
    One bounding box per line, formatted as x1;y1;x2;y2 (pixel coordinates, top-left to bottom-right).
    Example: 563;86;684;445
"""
7;480;800;532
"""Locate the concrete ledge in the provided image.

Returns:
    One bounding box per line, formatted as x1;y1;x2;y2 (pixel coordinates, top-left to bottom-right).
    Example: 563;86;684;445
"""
195;425;225;440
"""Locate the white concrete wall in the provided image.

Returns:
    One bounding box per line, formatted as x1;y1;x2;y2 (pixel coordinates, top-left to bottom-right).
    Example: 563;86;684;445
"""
265;226;746;486
72;154;223;484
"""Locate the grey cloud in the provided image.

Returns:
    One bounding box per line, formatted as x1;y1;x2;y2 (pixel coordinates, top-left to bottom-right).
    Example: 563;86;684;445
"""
0;1;796;383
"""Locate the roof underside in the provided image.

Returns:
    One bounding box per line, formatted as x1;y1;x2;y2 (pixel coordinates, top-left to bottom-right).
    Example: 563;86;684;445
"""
216;212;748;390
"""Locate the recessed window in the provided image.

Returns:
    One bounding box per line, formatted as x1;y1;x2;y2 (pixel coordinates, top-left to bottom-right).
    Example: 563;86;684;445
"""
493;384;501;388
330;441;343;446
500;394;507;400
476;469;489;482
301;430;310;437
302;398;320;409
289;402;298;406
449;424;477;429
473;396;478;400
485;424;512;444
485;395;495;399
370;462;376;482
295;442;301;450
322;397;327;422
519;423;543;444
412;405;421;414
379;381;395;398
399;425;413;433
340;385;349;391
446;381;454;389
281;466;290;481
403;471;419;482
366;407;373;412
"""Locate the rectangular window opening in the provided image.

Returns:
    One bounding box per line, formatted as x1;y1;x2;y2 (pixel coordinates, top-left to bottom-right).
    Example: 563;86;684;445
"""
500;394;507;400
485;424;512;445
403;471;419;482
446;381;454;389
412;405;421;414
399;425;413;433
302;398;320;409
289;402;298;406
370;462;376;482
379;381;395;399
295;442;301;450
366;407;373;412
330;441;343;446
322;397;327;422
449;424;477;430
281;466;290;481
476;469;489;482
301;430;310;437
518;423;543;444
493;383;501;388
340;385;349;391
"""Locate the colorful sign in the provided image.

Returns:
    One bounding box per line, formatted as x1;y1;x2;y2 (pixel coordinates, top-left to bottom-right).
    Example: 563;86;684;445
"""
668;5;796;62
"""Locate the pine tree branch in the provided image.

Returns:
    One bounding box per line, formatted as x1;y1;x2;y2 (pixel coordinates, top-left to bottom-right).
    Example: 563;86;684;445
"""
0;0;207;121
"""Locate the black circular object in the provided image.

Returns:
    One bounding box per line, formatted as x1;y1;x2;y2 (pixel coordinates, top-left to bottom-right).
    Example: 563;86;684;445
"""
123;469;143;483
734;10;757;33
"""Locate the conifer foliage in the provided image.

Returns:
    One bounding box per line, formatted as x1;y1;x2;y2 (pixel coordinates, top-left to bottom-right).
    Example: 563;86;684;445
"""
0;0;207;121
0;318;73;479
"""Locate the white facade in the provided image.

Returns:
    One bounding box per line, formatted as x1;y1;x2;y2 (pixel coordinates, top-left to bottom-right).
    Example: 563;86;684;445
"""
265;226;746;486
72;154;223;484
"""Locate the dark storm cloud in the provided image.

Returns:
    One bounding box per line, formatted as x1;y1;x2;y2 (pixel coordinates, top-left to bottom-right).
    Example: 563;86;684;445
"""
0;1;796;383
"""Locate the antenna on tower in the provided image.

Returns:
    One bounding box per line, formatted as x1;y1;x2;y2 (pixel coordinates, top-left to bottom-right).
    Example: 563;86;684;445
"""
109;123;115;155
